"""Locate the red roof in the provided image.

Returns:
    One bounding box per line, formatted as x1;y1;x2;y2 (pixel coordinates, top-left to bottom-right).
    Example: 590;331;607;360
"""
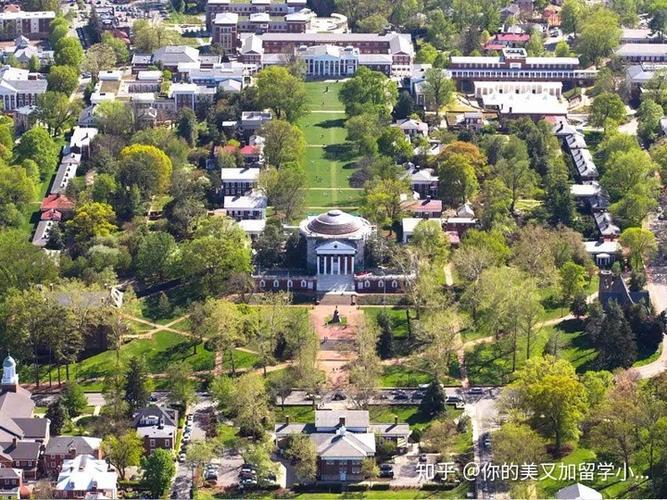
40;209;62;221
495;33;530;42
405;199;443;213
40;194;74;212
216;145;239;156
239;145;259;156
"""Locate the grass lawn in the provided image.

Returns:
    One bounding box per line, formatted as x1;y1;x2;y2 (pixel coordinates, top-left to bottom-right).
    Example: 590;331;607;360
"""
300;81;361;211
273;405;315;423
634;343;662;367
196;485;471;499
538;276;599;322
362;307;411;339
536;447;651;499
381;365;432;387
464;318;594;385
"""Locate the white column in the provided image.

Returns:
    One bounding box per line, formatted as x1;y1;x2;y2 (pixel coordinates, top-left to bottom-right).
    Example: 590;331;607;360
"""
351;257;355;274
317;256;320;274
344;256;348;274
330;256;334;275
323;255;327;274
337;256;341;275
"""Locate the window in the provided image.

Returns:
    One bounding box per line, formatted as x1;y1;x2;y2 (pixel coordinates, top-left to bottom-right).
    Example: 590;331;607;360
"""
259;280;265;288
300;280;306;288
378;280;384;288
287;279;293;288
165;439;171;447
150;439;155;448
392;280;398;288
364;280;370;288
273;280;279;288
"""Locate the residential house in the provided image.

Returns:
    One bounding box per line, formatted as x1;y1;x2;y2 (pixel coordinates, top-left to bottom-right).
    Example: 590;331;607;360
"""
54;454;117;499
403;197;443;218
275;410;410;482
0;8;55;40
44;437;102;477
0;356;49;480
0;468;27;499
403;163;438;198
223;190;268;220
616;43;667;62
556;483;602;500
133;407;177;455
240;111;272;135
220;167;260;196
393;118;428;138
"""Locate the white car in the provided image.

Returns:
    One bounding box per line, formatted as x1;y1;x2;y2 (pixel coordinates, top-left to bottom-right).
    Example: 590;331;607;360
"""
178;453;186;462
182;433;191;443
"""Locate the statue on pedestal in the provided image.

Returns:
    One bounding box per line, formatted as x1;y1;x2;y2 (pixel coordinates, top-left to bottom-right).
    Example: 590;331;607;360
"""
331;306;341;324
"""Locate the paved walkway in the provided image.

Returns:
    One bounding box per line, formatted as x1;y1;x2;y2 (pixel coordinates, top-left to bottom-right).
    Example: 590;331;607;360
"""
309;305;362;386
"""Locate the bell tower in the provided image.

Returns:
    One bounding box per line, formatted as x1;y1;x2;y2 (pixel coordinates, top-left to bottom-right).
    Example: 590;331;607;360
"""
1;354;19;393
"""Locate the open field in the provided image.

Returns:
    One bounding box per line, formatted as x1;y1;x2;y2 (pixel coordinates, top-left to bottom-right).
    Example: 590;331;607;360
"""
300;82;362;211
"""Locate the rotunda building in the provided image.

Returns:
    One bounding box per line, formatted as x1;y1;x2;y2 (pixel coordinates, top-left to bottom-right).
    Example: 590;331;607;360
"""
299;209;373;276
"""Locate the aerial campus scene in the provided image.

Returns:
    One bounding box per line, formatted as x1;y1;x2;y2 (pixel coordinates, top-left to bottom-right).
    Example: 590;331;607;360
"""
3;0;667;498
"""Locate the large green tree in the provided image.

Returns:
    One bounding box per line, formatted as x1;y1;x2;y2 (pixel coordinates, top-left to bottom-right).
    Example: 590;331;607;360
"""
260;119;305;168
339;67;398;117
255;66;308;122
141;449;176;497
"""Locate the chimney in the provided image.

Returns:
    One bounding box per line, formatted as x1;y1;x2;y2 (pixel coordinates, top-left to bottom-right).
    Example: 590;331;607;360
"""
394;416;398;426
285;415;290;425
11;437;16;447
339;416;346;427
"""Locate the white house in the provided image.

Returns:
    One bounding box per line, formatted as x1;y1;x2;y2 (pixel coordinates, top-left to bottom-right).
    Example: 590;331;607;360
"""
55;454;117;499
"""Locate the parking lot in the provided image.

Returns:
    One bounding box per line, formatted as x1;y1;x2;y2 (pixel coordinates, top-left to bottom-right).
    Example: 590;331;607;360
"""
279;387;480;407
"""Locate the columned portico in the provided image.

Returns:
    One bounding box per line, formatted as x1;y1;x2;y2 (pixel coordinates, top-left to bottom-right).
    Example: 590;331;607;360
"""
316;240;356;276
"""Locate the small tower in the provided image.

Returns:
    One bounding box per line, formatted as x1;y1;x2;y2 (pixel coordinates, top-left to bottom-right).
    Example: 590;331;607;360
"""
2;354;19;393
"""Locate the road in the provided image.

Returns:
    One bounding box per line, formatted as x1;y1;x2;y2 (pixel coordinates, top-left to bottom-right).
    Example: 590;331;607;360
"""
170;395;215;499
278;387;472;407
465;388;501;499
638;211;667;378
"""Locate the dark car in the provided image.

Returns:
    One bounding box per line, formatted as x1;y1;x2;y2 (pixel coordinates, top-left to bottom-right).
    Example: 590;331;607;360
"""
379;463;394;478
445;396;463;405
467;387;484;395
239;470;256;480
241;463;257;474
393;390;409;400
332;392;346;401
418;453;428;463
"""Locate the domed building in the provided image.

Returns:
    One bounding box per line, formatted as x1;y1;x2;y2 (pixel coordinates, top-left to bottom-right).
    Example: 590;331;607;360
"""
299;209;373;276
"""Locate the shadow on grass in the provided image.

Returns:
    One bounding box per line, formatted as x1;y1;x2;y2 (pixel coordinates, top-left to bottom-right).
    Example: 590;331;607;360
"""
315;118;346;129
323;143;357;162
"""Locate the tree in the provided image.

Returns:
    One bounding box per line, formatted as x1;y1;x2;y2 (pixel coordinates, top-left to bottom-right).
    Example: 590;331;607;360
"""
620;227;658;270
503;356;587;453
178;217;252;297
47;64;79;95
166;360;196;409
60;381;87;418
36;91;81;136
0;164;36;225
361;177;411;231
255;66;307;122
176;107;198;146
492;423;547;467
421;67;454;118
394;90;415;120
260;119;305;168
213;373;271;438
46;400;68;435
135;231;178;285
421;418;457;457
102;432;143;480
577;7;622;64
555;40;572;57
141;449;175;498
15;126;58;179
597;302;638;369
377;126;413;162
258;164;306;222
638;98;664;145
66;202;117;245
544;162;576;226
410;219;450;264
0;230;58;300
436;153;479;206
94;101;134;136
82;43;116;81
101;32;130;64
339;67;398;117
420;380;446;418
124;356;153;414
561;0;587;35
349;318;382;408
526;28;544;56
590;92;626;128
118;144;173;198
132;20;180;52
346;112;382;156
284;434;317;483
495;145;535;213
560;261;586;304
54;36;83;67
376;311;394;359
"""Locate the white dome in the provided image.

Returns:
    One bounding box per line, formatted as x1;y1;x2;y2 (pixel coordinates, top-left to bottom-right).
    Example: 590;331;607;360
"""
3;355;15;369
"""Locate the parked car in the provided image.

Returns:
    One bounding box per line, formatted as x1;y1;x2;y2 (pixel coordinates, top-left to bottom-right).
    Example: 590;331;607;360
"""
239;470;256;480
393;390;409;400
467;387;484;395
241;463;257;474
379;463;394;478
481;433;492;449
239;477;258;489
445;396;463;405
418;453;428;463
178;453;186;463
332;392;346;401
